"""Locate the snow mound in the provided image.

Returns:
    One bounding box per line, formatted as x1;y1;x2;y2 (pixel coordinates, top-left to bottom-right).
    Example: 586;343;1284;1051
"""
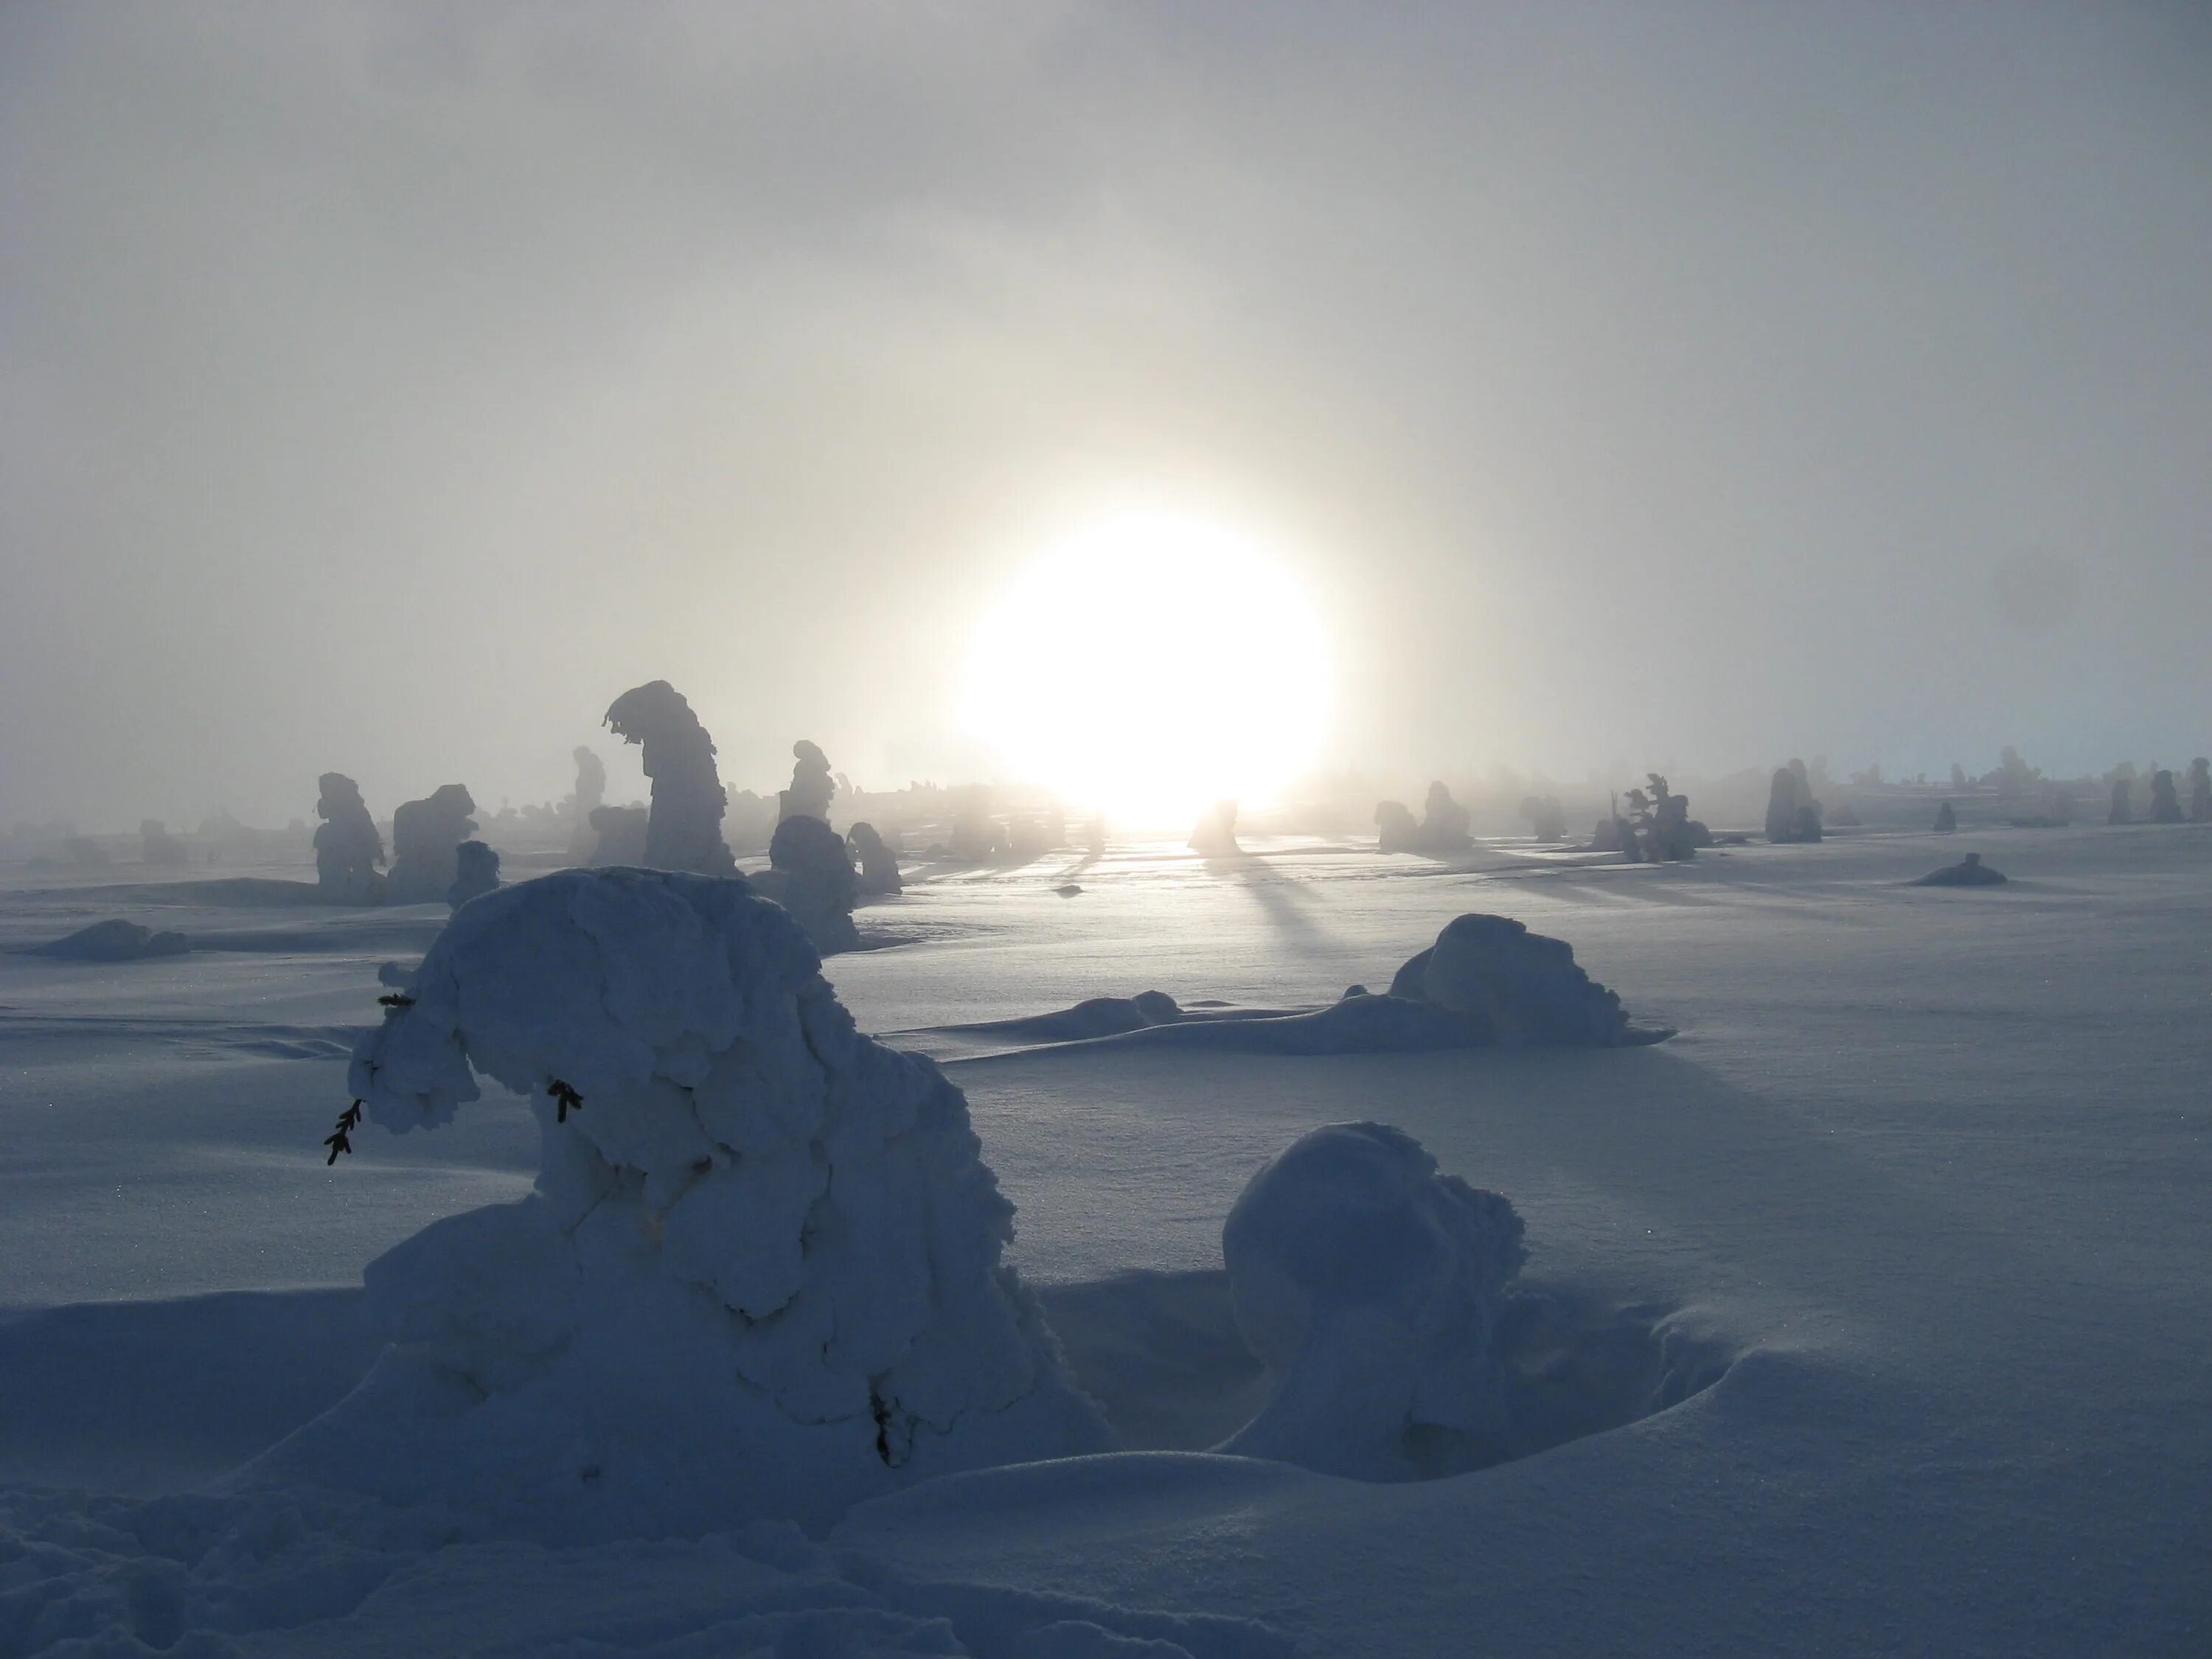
1910;852;2008;887
27;918;189;961
1217;1122;1526;1480
1389;913;1664;1045
245;867;1110;1540
917;951;1672;1058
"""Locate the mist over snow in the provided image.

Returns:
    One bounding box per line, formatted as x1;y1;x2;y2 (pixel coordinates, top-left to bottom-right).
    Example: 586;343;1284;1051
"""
4;2;2210;829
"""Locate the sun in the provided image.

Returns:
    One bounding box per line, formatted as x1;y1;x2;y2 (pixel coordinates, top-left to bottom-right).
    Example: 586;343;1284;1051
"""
959;512;1332;829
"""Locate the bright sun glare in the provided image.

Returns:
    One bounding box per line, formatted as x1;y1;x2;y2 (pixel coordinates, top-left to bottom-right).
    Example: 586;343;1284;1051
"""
961;513;1332;828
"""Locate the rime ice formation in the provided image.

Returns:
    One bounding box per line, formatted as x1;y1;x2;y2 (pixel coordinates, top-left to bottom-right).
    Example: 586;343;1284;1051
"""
248;868;1110;1540
1912;852;2008;888
603;681;737;875
1217;1122;1526;1481
566;748;607;858
1765;766;1823;844
313;773;384;903
779;740;835;824
754;813;861;955
1934;801;1958;833
385;785;479;905
447;840;500;908
587;804;649;866
139;819;187;866
30;918;189;961
2149;770;2184;824
848;821;902;896
1189;800;1242;858
1387;914;1649;1046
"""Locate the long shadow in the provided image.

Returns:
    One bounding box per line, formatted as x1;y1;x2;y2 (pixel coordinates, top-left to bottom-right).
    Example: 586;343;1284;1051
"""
1205;852;1342;953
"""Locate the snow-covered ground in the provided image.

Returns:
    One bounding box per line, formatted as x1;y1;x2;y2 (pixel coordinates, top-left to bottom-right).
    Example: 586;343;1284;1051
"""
2;825;2207;1655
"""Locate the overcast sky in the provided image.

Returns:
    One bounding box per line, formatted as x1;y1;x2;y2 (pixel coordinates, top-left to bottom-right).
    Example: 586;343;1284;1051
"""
4;1;2208;827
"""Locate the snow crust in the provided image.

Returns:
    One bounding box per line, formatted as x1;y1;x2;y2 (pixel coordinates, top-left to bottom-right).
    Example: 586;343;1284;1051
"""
246;867;1108;1540
1217;1122;1526;1480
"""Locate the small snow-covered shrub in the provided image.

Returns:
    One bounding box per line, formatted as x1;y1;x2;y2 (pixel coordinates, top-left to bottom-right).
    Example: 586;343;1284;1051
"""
248;867;1108;1540
1219;1122;1526;1480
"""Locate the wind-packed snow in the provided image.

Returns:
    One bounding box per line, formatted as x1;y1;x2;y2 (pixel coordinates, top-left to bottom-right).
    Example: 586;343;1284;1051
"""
1217;1121;1526;1480
245;867;1108;1541
1;825;2209;1655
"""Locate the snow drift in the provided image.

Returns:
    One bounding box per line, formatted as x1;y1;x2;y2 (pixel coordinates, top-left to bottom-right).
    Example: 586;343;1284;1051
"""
916;914;1669;1057
27;918;189;961
1218;1122;1526;1480
1910;852;2008;887
246;867;1110;1540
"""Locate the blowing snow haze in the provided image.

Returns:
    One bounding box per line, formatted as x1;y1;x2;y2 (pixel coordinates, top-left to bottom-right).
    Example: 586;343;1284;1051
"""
3;2;2208;829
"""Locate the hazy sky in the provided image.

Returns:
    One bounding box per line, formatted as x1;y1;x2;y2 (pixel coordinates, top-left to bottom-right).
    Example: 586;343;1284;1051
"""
4;1;2208;828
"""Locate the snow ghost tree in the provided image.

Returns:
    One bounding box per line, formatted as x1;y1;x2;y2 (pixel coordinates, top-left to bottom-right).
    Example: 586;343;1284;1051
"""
1189;799;1242;857
254;868;1110;1541
1520;796;1567;842
2148;770;2184;824
603;681;737;876
754;813;861;956
139;819;187;866
1933;801;1958;833
1388;913;1655;1046
2190;759;2212;824
779;740;835;824
566;747;607;858
1621;773;1706;862
1419;782;1472;850
1375;800;1418;854
313;773;384;904
385;785;479;905
1378;789;1477;855
847;821;902;896
1764;766;1823;844
447;840;500;908
1218;1122;1526;1481
945;783;1001;863
587;804;648;866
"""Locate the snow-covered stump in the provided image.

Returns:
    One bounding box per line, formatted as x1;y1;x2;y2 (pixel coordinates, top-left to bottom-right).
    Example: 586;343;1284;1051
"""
1217;1123;1526;1481
248;868;1109;1540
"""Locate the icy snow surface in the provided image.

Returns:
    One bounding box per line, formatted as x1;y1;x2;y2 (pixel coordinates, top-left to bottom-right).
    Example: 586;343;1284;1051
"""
1;827;2209;1654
